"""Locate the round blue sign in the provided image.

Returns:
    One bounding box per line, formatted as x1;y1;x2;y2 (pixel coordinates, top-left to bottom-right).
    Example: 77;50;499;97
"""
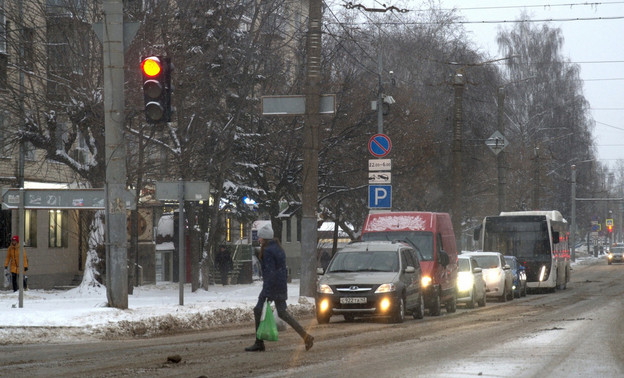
368;134;392;157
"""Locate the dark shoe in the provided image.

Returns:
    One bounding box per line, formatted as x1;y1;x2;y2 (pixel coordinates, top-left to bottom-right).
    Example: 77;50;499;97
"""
304;335;314;351
245;341;265;352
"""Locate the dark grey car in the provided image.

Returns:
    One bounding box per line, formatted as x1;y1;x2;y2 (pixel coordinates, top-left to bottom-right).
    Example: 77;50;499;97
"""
316;241;424;324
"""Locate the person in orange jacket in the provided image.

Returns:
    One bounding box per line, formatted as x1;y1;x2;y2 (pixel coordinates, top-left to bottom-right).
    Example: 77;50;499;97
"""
4;235;28;292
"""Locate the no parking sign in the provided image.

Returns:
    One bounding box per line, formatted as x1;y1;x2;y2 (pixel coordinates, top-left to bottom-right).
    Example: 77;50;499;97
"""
368;134;392;157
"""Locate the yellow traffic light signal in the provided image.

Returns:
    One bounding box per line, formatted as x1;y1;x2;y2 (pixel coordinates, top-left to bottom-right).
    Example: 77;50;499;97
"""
141;56;172;123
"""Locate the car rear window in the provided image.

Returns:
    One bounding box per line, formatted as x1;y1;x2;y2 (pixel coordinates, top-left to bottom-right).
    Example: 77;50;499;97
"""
471;255;500;269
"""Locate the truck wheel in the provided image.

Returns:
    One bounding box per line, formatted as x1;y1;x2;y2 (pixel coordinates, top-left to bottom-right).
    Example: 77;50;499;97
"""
429;293;441;316
446;293;457;313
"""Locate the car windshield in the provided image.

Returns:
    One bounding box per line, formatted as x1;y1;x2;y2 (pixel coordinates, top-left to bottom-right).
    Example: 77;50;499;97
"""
471;255;500;269
361;231;433;261
327;251;399;273
612;247;624;253
458;258;471;272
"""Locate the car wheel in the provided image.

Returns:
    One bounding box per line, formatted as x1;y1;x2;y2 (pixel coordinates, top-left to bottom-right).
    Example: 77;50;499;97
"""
500;286;508;302
466;289;476;309
429;293;441;316
412;293;425;319
478;291;486;307
391;297;405;323
521;284;527;297
507;285;514;301
446;293;457;313
316;311;330;324
608;260;612;265
343;314;355;322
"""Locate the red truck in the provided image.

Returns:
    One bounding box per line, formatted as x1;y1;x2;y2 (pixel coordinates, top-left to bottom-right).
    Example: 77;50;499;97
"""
361;212;458;315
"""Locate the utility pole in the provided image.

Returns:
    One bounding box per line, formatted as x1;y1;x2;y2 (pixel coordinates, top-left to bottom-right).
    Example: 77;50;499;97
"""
377;53;383;134
497;87;506;213
451;71;465;250
102;0;128;309
533;146;540;209
300;0;322;297
570;165;577;262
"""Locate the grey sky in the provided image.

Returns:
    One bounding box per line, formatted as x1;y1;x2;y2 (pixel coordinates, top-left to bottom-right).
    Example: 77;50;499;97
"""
434;0;624;167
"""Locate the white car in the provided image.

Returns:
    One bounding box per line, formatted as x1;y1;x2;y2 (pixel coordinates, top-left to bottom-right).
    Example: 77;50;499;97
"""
462;252;513;302
457;255;487;308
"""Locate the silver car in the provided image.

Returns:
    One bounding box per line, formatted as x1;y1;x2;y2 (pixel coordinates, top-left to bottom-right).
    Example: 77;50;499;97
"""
457;255;487;308
316;241;424;324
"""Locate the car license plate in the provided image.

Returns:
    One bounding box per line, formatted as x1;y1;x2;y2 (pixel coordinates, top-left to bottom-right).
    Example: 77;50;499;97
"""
340;297;367;304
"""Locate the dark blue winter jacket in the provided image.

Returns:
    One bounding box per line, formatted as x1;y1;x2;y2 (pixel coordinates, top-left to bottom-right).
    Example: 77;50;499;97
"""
260;240;288;301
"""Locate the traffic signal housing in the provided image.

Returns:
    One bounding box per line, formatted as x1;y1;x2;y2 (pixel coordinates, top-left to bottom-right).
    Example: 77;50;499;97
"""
141;56;171;123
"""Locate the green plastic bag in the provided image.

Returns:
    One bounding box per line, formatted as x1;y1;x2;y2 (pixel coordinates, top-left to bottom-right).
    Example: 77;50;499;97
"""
256;300;279;341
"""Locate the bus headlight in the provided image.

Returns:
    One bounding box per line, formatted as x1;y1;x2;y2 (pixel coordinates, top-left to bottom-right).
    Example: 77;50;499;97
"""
457;272;474;292
421;276;432;288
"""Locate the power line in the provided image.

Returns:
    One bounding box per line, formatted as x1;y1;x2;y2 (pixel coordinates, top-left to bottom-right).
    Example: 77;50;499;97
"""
595;120;624;132
327;15;624;25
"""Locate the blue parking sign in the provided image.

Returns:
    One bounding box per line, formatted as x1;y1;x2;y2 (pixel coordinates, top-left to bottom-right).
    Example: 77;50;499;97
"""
368;185;392;208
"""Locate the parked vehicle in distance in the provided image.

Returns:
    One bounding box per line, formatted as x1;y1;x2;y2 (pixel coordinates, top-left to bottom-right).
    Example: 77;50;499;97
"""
457;254;487;308
361;212;458;316
315;241;424;324
462;251;513;302
504;256;527;298
607;245;624;265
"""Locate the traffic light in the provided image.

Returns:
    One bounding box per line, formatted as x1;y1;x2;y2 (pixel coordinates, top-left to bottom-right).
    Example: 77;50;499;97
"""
608;225;613;233
141;56;171;123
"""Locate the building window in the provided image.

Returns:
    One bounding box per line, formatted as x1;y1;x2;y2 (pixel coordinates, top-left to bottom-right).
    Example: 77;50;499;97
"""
25;210;37;247
49;210;68;248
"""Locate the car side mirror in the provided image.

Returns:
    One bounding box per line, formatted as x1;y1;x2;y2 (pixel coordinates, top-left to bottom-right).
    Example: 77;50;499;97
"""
503;264;511;270
316;267;324;275
473;267;482;274
405;266;416;273
438;250;449;267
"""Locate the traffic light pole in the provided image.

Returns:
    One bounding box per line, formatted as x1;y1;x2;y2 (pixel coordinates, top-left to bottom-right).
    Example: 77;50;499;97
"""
300;0;323;297
102;0;128;309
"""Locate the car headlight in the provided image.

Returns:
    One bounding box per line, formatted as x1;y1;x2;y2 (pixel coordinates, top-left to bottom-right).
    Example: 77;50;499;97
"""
375;283;396;293
608;253;613;260
486;270;500;284
318;283;333;294
457;272;474;292
421;276;432;288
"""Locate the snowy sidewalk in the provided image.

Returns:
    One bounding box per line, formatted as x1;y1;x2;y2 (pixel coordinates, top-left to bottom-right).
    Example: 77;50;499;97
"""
0;280;314;344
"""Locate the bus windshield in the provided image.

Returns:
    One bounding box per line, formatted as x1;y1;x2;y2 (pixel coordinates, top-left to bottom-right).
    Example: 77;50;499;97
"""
483;216;550;258
361;231;433;261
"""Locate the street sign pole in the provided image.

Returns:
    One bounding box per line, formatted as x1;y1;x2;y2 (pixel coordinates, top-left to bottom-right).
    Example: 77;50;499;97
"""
178;181;185;306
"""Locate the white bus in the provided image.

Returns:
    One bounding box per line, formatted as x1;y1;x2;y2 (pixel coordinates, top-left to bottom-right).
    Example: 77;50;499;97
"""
474;211;570;292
